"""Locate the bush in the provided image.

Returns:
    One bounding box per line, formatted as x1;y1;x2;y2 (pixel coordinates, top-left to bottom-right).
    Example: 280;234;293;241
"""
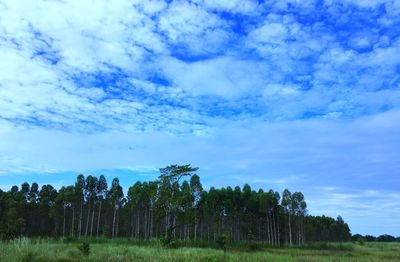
78;242;90;256
303;242;354;251
21;251;36;262
62;236;76;244
160;226;178;249
160;235;178;248
216;231;232;255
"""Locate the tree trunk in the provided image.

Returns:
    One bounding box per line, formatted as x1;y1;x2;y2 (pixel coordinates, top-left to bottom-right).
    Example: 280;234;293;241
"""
266;213;271;245
96;201;102;237
63;205;66;238
144;207;148;240
288;213;292;247
271;211;276;246
150;209;153;238
90;201;95;236
131;210;134;238
116;208;119;238
277;210;280;246
194;212;197;241
112;202;117;238
85;199;91;237
71;206;75;237
136;211;140;238
79;200;83;238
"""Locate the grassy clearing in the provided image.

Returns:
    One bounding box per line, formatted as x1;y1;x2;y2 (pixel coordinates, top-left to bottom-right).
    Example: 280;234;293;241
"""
0;238;399;262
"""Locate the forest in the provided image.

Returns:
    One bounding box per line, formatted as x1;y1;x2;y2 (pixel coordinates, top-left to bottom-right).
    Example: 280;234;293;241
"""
0;165;351;246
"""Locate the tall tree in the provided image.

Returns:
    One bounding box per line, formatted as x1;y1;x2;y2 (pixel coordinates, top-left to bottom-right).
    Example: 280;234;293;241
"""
74;175;85;238
96;175;107;237
109;178;123;238
282;189;293;247
158;164;199;238
190;174;203;240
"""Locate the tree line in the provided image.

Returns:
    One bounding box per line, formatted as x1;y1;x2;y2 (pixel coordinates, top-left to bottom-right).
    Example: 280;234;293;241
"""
352;234;400;242
0;165;351;245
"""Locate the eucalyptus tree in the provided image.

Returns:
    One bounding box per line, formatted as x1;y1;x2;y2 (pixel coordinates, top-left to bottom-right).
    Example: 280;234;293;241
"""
57;186;68;237
74;174;85;238
180;180;193;240
146;181;158;239
259;190;273;245
292;192;307;245
84;175;98;237
96;175;107;237
109;177;123;238
282;189;293;247
271;190;281;246
190;174;203;240
158;164;199;238
39;185;58;235
232;186;242;241
127;181;143;238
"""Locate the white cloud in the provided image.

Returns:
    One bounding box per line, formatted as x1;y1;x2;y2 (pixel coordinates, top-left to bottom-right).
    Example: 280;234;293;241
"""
158;1;232;55
160;56;268;99
194;0;259;14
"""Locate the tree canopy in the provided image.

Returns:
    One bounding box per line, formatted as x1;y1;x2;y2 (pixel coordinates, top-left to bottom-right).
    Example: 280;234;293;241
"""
0;165;352;245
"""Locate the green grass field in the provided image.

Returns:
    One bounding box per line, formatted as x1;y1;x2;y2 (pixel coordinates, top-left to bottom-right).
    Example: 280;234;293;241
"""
1;238;399;262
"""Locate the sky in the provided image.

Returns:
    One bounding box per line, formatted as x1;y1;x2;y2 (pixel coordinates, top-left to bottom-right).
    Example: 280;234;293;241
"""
0;0;399;236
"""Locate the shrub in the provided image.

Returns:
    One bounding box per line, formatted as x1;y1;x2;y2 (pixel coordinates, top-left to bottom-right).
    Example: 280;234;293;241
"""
78;242;90;256
216;231;231;255
21;251;36;262
62;236;76;244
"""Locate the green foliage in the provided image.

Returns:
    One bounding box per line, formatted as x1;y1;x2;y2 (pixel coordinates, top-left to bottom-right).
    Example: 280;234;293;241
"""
302;242;354;251
62;236;76;244
77;242;90;256
216;231;231;254
1;239;400;262
0;167;354;245
160;227;178;248
21;251;36;262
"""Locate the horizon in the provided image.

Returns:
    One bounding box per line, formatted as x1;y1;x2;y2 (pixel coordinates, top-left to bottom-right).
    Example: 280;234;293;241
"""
0;0;399;237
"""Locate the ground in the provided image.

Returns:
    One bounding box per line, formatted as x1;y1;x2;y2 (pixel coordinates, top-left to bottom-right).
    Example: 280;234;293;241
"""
0;238;399;262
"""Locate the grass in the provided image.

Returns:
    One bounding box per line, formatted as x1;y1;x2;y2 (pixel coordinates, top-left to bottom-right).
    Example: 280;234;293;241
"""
0;238;399;262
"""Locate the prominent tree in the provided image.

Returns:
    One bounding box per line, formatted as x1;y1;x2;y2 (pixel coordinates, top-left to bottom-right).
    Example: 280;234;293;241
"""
282;189;293;247
158;164;199;238
74;174;85;238
109;178;123;238
96;175;107;237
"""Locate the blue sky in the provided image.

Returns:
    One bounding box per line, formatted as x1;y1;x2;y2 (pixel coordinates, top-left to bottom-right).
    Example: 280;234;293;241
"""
0;0;399;236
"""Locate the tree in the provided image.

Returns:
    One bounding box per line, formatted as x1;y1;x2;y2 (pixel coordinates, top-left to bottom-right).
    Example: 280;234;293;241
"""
39;185;57;235
282;189;293;247
109;178;123;238
292;192;307;245
190;175;203;240
96;175;107;237
75;175;85;238
158;164;199;238
83;175;98;237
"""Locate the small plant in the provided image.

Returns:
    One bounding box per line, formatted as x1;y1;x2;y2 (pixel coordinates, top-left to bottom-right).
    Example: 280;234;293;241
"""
21;251;35;262
160;226;178;248
78;242;90;256
245;230;261;251
216;231;231;256
63;236;76;243
358;238;365;245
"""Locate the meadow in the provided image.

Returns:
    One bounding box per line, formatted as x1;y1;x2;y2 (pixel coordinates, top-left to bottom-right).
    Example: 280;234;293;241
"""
0;238;399;262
